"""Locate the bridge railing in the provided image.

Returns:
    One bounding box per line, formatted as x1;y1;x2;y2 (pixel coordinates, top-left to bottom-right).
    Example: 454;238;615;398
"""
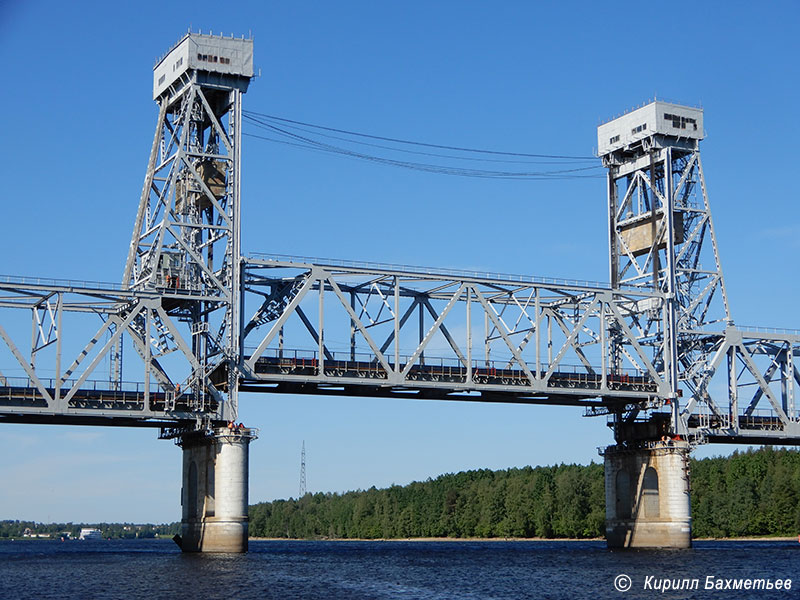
243;346;651;379
0;375;159;395
0;274;125;292
737;325;800;336
247;253;630;291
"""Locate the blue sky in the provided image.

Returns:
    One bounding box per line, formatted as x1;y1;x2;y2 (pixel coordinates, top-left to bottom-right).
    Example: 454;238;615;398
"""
0;1;798;524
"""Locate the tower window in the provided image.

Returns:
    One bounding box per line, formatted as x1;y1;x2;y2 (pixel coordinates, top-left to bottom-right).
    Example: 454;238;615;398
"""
664;113;697;131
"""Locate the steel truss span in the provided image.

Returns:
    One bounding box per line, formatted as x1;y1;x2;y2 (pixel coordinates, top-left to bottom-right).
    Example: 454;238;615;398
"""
600;101;800;444
0;279;227;428
0;41;797;448
233;256;668;407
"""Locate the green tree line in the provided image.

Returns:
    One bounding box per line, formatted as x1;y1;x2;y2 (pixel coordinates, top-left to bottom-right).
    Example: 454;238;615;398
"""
249;447;800;539
692;447;800;537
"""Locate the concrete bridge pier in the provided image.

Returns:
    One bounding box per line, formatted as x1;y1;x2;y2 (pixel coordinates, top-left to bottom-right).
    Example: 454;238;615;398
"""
603;440;691;549
177;427;256;553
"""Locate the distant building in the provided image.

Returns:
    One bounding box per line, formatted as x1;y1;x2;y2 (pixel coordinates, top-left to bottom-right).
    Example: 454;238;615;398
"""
79;528;102;540
22;527;51;538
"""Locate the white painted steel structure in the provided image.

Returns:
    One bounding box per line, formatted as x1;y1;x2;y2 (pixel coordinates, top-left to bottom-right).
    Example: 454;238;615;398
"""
1;33;799;553
153;33;254;101
601;100;800;445
597;101;703;156
0;41;796;453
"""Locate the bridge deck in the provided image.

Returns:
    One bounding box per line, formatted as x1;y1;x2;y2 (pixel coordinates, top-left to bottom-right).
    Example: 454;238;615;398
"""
0;378;214;427
244;354;655;393
220;352;659;408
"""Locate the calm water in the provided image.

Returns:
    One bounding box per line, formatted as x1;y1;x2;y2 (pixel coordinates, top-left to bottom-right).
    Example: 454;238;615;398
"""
0;538;797;599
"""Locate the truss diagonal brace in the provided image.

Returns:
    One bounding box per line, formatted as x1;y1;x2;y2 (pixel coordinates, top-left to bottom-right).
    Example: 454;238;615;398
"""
737;344;791;424
551;311;596;375
244;274;316;371
682;336;729;419
743;349;782;417
328;276;394;376
60;316;115;383
401;285;465;378
606;299;664;387
543;297;599;381
62;306;141;404
472;286;537;385
421;297;467;368
0;323;53;404
295;306;334;362
379;297;419;355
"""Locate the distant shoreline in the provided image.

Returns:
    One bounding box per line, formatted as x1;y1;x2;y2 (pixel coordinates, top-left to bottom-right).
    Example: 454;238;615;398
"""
250;536;599;542
249;536;798;543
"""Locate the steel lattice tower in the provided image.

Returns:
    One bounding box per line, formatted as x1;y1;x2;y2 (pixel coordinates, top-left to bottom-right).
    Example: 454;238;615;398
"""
599;101;731;436
123;33;253;423
299;440;307;498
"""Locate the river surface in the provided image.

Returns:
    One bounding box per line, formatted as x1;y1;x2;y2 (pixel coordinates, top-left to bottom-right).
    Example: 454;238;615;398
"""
0;538;796;599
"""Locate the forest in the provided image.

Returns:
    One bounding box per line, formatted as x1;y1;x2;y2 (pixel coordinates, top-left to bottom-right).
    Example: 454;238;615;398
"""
249;447;800;539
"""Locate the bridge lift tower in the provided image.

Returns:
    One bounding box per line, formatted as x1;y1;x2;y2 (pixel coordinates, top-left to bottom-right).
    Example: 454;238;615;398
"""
127;33;257;552
598;103;723;547
1;33;798;552
598;103;800;547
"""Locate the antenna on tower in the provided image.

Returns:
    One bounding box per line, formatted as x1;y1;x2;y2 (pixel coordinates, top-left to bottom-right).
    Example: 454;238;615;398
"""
299;440;307;498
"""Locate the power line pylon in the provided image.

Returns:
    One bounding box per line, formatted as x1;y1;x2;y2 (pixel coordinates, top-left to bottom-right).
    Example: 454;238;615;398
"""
299;440;307;498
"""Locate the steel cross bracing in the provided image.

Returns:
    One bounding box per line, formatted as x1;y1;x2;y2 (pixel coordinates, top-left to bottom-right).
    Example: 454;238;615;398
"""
601;106;800;444
120;35;249;430
0;34;250;432
0;261;669;428
680;327;800;444
0;277;225;427
231;256;669;409
0;40;797;447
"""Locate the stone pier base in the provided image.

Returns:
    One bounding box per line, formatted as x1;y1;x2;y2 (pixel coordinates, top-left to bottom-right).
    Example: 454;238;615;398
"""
178;427;256;553
603;441;691;549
